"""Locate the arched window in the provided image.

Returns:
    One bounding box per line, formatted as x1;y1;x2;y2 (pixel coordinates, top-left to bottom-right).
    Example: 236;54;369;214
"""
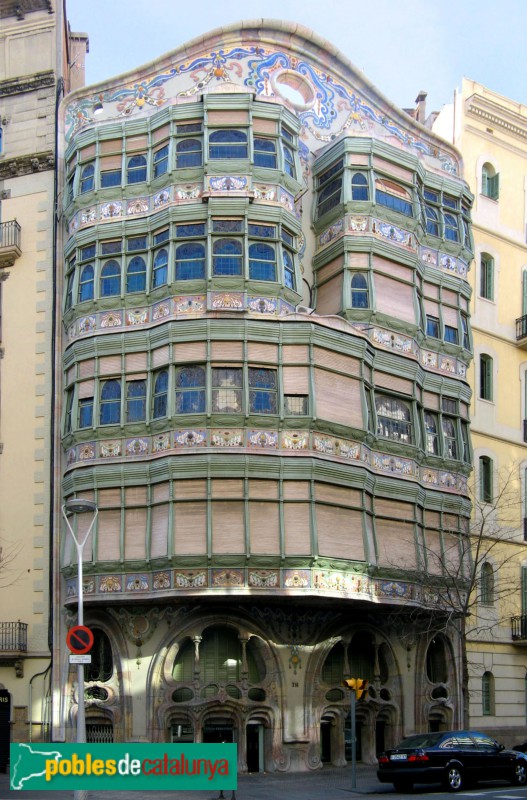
126;256;146;293
482;671;495;715
482;163;499;200
100;380;121;425
442;417;458;460
424;205;439;236
100;260;121;297
249;368;277;414
152;249;168;288
86;629;113;682
351;173;369;201
212;239;242;276
153;144;169;177
351;273;369;308
175;242;205;280
282;143;295;177
80;163;95;194
176;139;202;168
375;178;413;216
249;242;276;281
426;638;448;683
78;264;94;302
127;154;147;183
481;562;495;604
209;130;248;159
480;253;494;300
375;394;412;443
282;249;296;290
444;212;459;242
480;354;493;401
254;137;277;168
479;455;493;503
424;412;439;455
126;380;146;422
152;370;168;419
175;366;206;413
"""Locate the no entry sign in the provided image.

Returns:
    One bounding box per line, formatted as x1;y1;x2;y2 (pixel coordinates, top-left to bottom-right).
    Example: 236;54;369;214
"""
66;625;94;655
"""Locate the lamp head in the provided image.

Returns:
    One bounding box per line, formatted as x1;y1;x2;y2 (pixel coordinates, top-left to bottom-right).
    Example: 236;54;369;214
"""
63;499;97;515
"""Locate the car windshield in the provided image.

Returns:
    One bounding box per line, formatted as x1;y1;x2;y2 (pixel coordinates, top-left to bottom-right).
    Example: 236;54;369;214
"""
396;733;444;749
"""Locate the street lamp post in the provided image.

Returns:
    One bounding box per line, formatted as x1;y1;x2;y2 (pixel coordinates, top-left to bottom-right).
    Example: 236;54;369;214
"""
61;498;98;800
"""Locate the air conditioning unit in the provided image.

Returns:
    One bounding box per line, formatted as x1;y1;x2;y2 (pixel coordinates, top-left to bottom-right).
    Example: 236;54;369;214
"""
295;305;314;314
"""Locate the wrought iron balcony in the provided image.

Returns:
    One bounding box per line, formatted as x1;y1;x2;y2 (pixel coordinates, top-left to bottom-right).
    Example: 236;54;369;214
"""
516;315;527;343
0;220;22;268
0;621;27;654
512;615;527;641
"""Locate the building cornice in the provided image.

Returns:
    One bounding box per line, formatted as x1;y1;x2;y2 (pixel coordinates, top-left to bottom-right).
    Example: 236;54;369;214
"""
0;150;54;179
466;93;527;143
0;0;53;20
0;70;55;98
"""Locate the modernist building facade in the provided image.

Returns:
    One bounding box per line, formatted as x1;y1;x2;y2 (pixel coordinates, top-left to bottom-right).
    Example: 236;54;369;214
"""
55;22;475;770
434;80;527;747
0;0;86;754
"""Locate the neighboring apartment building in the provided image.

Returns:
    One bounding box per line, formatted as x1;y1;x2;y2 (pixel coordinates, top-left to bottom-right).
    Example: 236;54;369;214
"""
434;80;527;746
0;0;86;757
55;20;475;770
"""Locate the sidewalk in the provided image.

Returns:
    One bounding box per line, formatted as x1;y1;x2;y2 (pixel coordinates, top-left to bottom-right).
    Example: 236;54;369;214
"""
0;763;391;799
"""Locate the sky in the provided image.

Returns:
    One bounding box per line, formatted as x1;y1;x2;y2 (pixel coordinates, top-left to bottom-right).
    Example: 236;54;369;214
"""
66;0;527;117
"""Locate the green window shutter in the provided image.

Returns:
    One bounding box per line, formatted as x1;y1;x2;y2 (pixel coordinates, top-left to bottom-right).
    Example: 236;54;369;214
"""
522;271;527;316
522;567;527;615
492;172;500;200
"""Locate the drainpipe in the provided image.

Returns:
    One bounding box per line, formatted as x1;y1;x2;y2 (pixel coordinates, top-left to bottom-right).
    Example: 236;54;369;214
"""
28;664;51;742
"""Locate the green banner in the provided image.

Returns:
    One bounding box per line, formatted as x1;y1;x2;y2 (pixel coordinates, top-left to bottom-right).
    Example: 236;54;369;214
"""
10;743;237;791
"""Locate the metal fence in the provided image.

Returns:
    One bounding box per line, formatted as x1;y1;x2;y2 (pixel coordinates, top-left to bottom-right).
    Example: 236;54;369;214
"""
0;621;27;651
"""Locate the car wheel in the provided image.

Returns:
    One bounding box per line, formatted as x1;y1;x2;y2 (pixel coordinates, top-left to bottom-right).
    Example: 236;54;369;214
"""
393;780;413;792
513;761;527;786
444;764;464;792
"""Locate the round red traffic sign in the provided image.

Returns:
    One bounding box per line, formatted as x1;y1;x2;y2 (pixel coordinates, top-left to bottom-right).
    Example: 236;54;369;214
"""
66;625;94;655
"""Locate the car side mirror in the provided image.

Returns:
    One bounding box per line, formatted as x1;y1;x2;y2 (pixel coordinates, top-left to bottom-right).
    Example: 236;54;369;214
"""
498;743;504;751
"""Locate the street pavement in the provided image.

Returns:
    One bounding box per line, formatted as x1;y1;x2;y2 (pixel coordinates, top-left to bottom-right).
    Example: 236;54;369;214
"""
0;763;390;799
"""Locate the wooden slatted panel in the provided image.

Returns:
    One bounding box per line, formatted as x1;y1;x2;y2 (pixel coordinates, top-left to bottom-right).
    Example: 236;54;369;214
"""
124;509;147;560
126;352;148;372
126;135;148;152
248;480;278;499
97;509;121;561
78;379;95;398
442;531;461;573
253;118;277;134
314;369;362;427
443;513;459;532
283;366;310;394
460;402;469;419
100;139;122;153
80;144;96;159
424;509;441;528
211;341;243;361
313;348;360;376
375;372;413;395
153;346;170;367
66;366;75;385
150;504;168;558
316;506;364;560
423;282;440;299
443;288;458;306
423;391;439;410
212;502;245;553
152;124;170;143
100;154;123;169
152;483;170;502
174;479;206;500
174;342;206;363
424;530;443;575
79;359;96;378
98;488;121;508
375;498;415;520
442;305;459;326
208;110;249;124
174;502;206;554
125;486;147;506
249;502;280;554
423;298;440;315
372;156;414;182
282;345;309;363
283;481;310;500
211;479;243;499
375;274;415;323
284;504;311;555
314;483;360;507
315;275;343;315
376;518;416;568
372;255;412;281
247;342;278;363
316;256;344;282
74;492;95;562
99;355;122;376
349;153;370;166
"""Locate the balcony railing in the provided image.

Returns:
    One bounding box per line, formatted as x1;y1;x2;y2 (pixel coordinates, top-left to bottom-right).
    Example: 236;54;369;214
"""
516;315;527;341
512;615;527;641
0;621;27;653
0;219;22;268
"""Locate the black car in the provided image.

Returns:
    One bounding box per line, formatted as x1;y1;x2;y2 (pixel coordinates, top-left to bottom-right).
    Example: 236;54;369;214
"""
377;730;527;792
514;740;527;753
